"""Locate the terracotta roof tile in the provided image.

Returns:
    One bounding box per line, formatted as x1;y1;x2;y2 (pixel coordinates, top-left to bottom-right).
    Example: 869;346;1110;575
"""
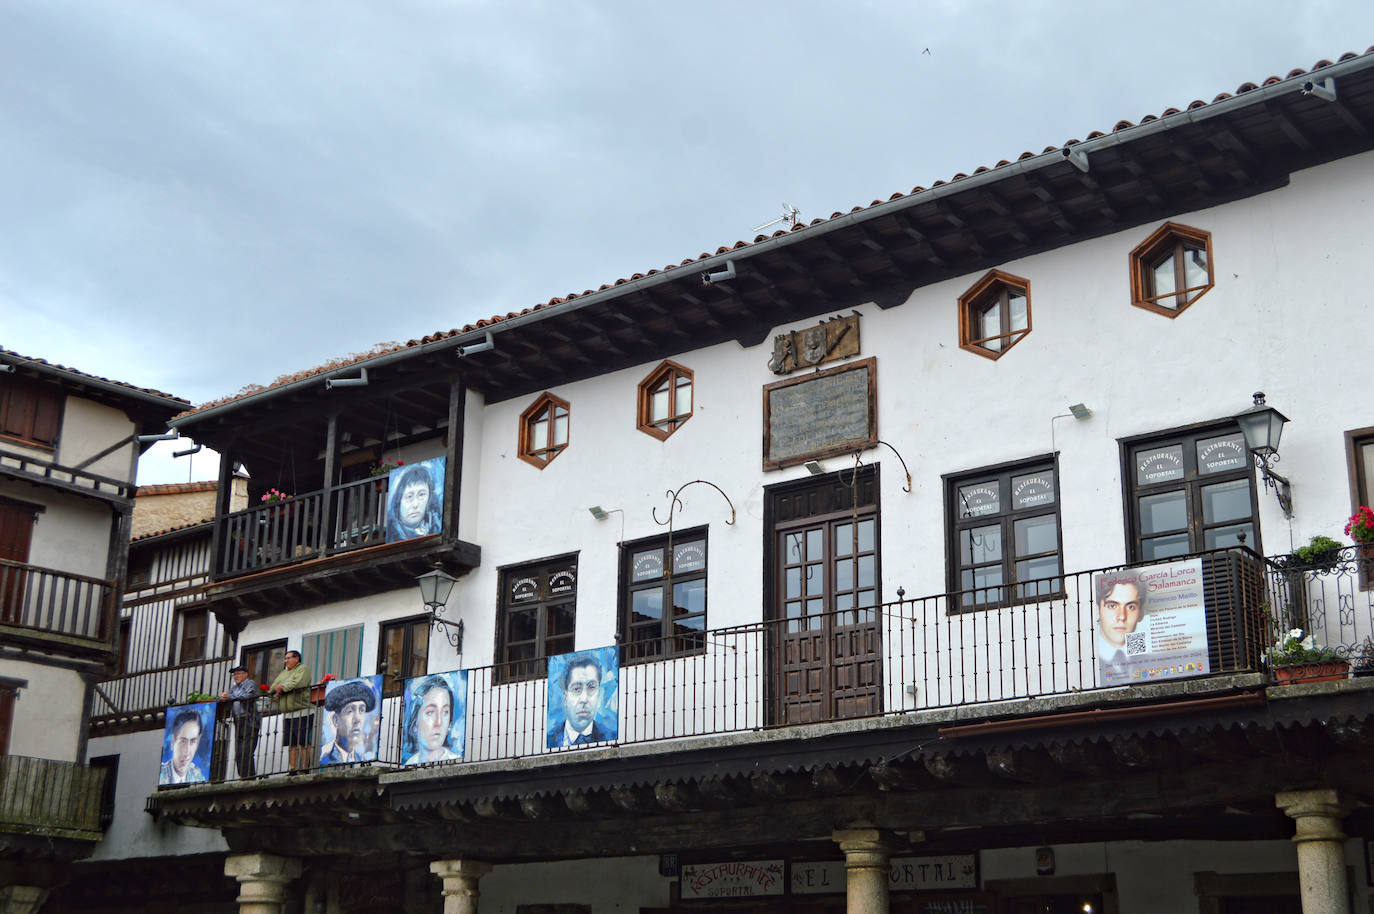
131;518;213;543
177;47;1374;419
136;481;219;496
1;348;189;405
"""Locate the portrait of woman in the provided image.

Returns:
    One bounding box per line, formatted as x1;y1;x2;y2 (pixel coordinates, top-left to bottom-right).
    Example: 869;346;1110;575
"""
402;671;467;765
385;457;446;543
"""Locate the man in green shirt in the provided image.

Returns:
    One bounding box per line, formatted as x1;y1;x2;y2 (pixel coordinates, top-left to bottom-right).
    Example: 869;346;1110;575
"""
269;650;313;774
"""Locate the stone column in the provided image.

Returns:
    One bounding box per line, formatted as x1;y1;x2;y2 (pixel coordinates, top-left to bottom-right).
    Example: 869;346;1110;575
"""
429;859;493;914
1276;789;1353;914
833;828;893;914
224;853;302;914
0;886;50;914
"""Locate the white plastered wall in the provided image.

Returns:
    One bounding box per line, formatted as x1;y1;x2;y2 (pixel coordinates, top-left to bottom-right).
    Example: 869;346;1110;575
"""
56;397;138;482
0;481;112;579
5;658;85;761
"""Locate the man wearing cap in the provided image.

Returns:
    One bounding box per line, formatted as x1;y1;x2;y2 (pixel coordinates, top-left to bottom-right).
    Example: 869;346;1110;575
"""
319;679;378;765
219;665;260;778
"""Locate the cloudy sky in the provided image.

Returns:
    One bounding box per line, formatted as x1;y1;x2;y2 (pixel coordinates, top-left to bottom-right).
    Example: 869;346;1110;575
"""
3;1;1372;483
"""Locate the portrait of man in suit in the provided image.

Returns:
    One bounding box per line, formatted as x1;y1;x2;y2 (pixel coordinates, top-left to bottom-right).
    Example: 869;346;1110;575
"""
546;647;618;749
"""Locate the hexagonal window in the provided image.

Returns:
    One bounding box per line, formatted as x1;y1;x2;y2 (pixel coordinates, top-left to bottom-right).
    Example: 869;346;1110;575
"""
958;269;1031;360
518;392;570;469
637;360;693;440
1130;222;1213;317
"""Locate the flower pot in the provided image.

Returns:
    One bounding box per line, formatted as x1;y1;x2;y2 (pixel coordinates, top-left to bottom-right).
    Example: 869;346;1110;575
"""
310;684;327;706
1359;541;1374;584
1273;660;1349;685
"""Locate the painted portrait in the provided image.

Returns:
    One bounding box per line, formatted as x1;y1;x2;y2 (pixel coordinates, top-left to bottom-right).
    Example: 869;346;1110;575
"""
319;675;383;765
385;456;446;544
546;646;619;749
401;670;468;765
159;701;215;786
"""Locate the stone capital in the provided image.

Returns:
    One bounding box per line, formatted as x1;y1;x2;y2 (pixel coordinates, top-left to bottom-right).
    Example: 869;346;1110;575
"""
833;828;894;870
430;859;493;883
0;886;51;914
1276;789;1353;843
225;853;303;883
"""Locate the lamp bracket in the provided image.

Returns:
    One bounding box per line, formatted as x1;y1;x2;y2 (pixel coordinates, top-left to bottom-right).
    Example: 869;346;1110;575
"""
1252;452;1293;518
652;479;737;529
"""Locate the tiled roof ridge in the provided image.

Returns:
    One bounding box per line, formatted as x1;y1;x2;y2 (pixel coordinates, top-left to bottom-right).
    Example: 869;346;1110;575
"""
179;46;1374;418
131;517;213;542
135;480;219;496
1;347;190;405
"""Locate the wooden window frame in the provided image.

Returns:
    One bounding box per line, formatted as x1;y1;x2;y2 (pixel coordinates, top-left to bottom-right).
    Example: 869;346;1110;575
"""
0;377;63;450
958;269;1031;360
945;455;1063;613
496;554;578;683
636;360;694;441
618;525;708;664
377;614;431;697
1129;221;1214;317
518;392;571;469
1345;424;1374;591
172;606;210;666
1120;420;1261;562
241;639;287;692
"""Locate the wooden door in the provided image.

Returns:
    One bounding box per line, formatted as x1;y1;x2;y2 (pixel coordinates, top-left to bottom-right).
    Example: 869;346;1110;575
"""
0;501;36;625
769;471;881;725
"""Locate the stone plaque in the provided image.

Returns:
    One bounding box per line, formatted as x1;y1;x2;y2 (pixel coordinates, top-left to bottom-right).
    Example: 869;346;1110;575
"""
763;357;877;470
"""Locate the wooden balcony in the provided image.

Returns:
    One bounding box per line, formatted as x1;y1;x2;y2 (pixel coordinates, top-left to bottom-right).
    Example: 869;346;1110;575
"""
0;558;116;658
0;756;107;842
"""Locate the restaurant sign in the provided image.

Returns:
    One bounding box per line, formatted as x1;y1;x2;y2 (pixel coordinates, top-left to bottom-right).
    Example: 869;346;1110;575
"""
680;860;785;899
791;855;977;895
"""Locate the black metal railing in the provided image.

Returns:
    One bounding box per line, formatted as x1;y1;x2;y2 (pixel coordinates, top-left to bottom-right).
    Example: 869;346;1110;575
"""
216;477;394;577
0;558;116;644
0;756;107;838
1263;542;1374;666
167;547;1279;787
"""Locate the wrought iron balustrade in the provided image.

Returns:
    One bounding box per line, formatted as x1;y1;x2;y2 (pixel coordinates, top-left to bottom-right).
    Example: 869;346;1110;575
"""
0;756;107;839
0;558;116;644
169;547;1286;787
1264;542;1374;662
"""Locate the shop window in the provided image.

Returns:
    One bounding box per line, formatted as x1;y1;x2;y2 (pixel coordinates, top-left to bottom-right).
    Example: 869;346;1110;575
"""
958;269;1031;360
497;555;577;682
241;639;287;689
946;458;1062;610
0;377;62;448
378;615;430;696
518;392;570;469
1130;222;1214;317
636;360;694;440
302;625;363;680
619;528;707;663
1124;424;1259;561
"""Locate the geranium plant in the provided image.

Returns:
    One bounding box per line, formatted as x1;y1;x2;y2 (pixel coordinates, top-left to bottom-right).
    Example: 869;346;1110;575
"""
1267;628;1342;666
184;690;216;702
1345;506;1374;544
260;488;291;505
369;459;404;478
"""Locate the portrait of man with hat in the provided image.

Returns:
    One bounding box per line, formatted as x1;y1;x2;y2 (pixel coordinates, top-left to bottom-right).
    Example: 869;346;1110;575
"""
319;675;382;765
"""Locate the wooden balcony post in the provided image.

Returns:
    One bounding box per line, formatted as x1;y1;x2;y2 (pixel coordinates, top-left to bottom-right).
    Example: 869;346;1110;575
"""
319;413;339;555
443;376;465;542
210;448;237;578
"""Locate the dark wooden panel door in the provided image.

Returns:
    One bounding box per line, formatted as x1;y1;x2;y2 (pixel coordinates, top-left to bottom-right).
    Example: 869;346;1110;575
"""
771;472;881;725
0;501;35;624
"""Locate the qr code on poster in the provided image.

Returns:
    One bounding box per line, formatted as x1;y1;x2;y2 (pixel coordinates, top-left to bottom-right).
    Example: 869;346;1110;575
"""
1125;632;1147;656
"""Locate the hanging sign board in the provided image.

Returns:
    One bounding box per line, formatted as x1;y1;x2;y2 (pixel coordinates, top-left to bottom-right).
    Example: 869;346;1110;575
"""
680;860;785;899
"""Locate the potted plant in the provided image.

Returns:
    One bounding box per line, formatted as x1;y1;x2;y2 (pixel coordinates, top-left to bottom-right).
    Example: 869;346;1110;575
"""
1288;535;1343;572
309;673;337;706
1267;628;1348;685
369;459;404;478
1347;506;1374;579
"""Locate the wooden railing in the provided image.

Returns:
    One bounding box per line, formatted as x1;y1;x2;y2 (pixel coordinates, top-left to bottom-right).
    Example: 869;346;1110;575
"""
92;657;235;724
0;756;107;839
217;477;392;577
0;558;116;644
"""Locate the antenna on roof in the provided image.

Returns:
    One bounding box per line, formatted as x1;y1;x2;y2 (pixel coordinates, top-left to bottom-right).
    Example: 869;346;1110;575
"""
752;203;800;235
